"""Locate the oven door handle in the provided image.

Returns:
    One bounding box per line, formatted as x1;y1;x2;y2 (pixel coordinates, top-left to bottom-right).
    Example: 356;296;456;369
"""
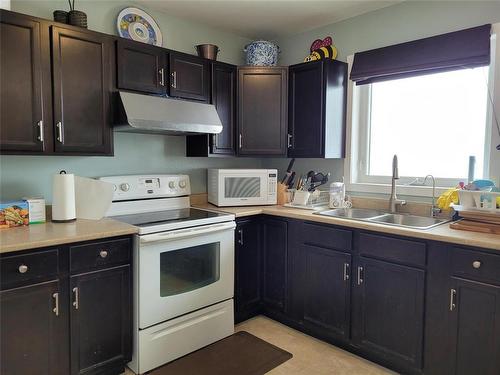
140;221;236;244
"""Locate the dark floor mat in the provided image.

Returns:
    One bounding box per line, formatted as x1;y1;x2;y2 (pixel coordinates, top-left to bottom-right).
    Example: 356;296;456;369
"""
149;331;293;375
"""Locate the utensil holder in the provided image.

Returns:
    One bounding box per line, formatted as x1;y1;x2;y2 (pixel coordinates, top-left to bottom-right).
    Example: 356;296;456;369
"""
292;190;311;206
277;183;290;205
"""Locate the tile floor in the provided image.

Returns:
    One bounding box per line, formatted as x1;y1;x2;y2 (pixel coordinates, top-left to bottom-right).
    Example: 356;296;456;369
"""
124;315;396;374
236;316;396;375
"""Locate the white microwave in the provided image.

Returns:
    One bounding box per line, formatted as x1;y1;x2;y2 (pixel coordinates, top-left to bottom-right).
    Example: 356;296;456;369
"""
208;169;278;206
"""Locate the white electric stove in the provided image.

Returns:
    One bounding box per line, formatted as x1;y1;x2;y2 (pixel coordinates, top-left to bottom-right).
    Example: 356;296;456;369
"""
99;175;235;375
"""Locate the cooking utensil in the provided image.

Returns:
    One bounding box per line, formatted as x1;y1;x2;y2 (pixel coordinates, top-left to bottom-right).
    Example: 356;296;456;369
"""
281;158;296;184
287;172;296;189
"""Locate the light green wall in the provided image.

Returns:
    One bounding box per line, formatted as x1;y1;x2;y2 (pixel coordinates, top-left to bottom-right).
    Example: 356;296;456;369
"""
1;1;258;202
263;1;500;198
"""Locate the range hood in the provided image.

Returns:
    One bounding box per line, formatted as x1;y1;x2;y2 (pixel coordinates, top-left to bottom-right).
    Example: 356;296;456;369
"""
115;91;222;135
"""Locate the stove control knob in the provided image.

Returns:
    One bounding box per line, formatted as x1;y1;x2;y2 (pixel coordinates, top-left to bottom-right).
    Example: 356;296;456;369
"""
168;181;176;189
119;183;130;192
179;180;187;189
113;184;117;191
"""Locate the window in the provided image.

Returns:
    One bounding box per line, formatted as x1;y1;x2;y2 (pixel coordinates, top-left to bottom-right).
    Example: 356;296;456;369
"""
361;67;489;184
346;25;499;196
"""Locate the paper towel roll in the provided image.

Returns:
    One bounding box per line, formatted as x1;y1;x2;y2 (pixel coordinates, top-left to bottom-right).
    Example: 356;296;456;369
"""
52;171;76;222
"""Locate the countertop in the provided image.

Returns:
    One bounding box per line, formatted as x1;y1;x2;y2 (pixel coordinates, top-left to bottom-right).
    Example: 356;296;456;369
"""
195;203;500;251
0;218;138;254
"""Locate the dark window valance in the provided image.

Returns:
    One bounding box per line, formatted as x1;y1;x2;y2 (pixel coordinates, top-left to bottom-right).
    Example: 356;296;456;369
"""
350;24;491;85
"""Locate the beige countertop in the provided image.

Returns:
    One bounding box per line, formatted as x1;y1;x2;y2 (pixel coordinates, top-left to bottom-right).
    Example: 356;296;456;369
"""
0;218;138;254
196;203;500;251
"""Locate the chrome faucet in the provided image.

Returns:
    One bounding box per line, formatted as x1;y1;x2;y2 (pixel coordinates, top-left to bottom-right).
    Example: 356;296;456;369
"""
422;175;442;217
389;155;406;213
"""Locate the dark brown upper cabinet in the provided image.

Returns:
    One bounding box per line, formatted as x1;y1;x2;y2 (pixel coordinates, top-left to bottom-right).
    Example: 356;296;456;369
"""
186;61;237;157
237;67;288;156
0;11;45;153
288;60;347;158
169;51;210;102
51;26;113;155
116;38;167;95
0;10;114;156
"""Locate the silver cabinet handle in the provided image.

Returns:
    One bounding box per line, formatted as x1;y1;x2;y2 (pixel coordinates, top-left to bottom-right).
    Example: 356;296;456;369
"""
18;264;28;274
343;263;350;281
472;260;481;269
450;288;457;311
37;120;44;142
237;229;244;245
56;121;64;143
239;134;242;149
99;250;108;258
357;266;364;285
171;71;177;88
72;287;79;310
159;68;165;86
53;292;59;316
287;134;293;148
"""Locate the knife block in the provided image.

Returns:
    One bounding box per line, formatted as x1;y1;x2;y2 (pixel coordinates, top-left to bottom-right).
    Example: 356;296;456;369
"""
277;183;290;205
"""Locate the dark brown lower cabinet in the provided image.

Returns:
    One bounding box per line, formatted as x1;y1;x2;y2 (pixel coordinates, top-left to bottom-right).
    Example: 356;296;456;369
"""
0;280;64;375
300;244;351;341
449;278;500;375
70;265;131;375
234;218;262;323
0;236;132;375
352;257;425;372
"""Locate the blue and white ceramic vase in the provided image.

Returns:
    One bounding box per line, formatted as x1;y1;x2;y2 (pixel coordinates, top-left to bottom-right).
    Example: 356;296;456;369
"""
244;40;280;66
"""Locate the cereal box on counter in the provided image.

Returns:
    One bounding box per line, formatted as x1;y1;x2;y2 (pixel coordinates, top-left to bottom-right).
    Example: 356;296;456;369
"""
0;201;29;228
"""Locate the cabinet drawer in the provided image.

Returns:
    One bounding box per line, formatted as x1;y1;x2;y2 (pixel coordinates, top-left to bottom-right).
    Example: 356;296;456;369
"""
70;237;131;273
302;222;352;251
451;247;500;285
1;249;59;289
358;233;426;267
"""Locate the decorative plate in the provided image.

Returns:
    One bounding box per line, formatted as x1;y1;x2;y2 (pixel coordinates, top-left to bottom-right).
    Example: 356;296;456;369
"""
117;7;163;47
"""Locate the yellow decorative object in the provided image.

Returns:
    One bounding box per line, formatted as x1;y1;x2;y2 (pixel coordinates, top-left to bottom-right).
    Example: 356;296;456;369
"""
437;188;460;211
304;45;338;62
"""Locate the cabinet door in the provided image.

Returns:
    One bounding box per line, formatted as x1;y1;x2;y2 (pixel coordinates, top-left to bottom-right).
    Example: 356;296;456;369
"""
169;52;209;102
262;217;287;311
238;67;288;156
352;257;425;371
116;39;166;95
70;265;131;375
301;244;351;340
235;218;261;322
0;12;44;152
449;278;500;375
211;62;236;155
0;280;63;375
288;61;324;158
51;26;112;155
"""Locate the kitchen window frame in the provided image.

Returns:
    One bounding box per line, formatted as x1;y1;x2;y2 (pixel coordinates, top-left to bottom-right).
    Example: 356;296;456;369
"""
345;23;500;197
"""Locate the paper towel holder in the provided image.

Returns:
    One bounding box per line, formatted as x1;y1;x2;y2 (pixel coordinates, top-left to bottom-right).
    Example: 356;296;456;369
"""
52;170;77;223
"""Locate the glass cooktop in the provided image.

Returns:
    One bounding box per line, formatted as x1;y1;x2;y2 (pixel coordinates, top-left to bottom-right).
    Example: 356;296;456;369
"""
113;208;225;227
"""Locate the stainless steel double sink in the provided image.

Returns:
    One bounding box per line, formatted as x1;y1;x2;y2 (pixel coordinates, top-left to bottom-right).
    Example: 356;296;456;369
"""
315;208;449;230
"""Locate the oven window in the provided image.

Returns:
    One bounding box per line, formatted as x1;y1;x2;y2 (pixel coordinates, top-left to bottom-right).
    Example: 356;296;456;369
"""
225;177;260;198
160;242;220;296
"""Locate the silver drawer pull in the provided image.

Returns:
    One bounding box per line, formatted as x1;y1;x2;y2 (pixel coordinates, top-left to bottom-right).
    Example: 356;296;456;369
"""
72;287;79;310
18;264;28;274
472;260;481;269
343;263;350;281
53;293;59;316
99;250;108;258
357;266;364;285
449;288;457;311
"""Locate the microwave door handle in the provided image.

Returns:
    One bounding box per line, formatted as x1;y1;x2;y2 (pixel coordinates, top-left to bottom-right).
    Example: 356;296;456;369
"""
140;222;236;244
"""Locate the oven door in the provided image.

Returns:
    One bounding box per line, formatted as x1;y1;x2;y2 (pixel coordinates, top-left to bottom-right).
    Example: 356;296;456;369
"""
138;221;235;329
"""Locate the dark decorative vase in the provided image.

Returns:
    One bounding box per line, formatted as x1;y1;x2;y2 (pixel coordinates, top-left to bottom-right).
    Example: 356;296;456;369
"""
53;10;68;24
68;10;87;28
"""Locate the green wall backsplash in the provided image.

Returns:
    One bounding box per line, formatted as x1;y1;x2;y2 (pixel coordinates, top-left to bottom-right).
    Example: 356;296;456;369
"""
0;133;263;202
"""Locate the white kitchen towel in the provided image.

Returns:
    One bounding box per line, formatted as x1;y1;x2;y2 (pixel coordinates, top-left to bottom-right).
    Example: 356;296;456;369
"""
75;176;114;220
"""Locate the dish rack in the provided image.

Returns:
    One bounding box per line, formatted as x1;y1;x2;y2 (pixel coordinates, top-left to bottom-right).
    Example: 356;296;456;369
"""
283;190;330;210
